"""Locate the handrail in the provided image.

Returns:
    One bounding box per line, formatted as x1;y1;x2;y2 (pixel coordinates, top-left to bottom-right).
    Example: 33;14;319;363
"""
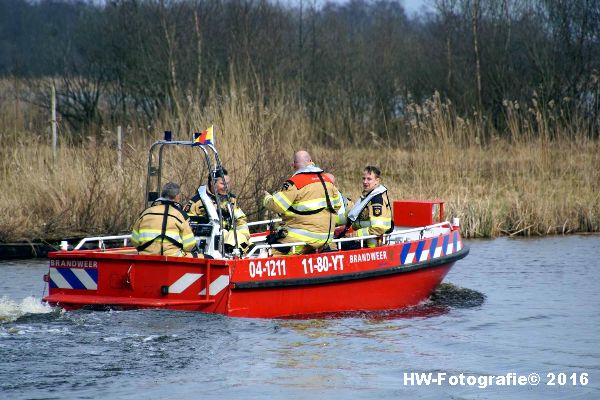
247;218;282;228
67;221;453;254
386;221;451;239
245;240;309;257
244;221;453;258
244;235;379;257
74;234;132;250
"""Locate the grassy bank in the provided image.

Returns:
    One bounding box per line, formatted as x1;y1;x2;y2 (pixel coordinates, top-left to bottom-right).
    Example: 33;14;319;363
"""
0;86;598;242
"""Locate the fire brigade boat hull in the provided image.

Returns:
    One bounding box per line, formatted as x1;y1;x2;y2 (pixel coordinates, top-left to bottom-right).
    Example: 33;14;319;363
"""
43;230;468;318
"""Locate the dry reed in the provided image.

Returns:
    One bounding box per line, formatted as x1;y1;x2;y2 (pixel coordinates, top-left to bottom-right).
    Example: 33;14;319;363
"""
0;81;598;241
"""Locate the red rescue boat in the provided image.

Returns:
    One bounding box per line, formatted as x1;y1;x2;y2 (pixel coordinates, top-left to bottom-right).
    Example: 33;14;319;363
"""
42;136;469;318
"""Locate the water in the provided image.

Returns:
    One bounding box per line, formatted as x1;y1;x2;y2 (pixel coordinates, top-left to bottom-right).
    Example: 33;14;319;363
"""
1;236;598;399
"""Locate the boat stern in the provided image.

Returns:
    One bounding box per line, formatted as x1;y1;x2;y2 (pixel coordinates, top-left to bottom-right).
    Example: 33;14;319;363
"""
43;249;232;312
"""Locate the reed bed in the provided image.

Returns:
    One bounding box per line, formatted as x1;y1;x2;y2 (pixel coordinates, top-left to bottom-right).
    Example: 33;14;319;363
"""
0;83;598;242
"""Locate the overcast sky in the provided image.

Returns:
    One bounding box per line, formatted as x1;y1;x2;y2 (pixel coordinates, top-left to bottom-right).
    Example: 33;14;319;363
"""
403;0;432;15
322;0;434;16
89;0;433;15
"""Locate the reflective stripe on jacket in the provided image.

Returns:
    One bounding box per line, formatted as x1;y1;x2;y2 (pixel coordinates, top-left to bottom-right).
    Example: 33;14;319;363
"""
131;201;196;256
264;170;341;249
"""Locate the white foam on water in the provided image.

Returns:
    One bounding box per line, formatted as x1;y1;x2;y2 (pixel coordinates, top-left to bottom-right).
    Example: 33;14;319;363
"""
0;295;54;323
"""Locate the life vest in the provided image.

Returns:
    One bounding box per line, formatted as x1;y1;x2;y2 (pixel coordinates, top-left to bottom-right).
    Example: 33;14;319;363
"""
347;185;388;222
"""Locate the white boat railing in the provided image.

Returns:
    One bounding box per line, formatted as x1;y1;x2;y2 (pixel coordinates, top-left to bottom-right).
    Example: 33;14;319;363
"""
244;221;453;258
73;235;132;250
247;218;282;228
247;219;283;244
66;221;454;256
386;222;452;242
245;234;384;258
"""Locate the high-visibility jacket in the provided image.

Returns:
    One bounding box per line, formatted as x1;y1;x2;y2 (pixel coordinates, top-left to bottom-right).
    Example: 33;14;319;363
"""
351;186;393;247
131;199;196;256
264;166;341;251
184;191;250;250
335;191;353;226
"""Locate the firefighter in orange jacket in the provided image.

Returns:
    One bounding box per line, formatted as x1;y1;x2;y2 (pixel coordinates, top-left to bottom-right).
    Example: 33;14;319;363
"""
263;150;341;255
131;182;197;257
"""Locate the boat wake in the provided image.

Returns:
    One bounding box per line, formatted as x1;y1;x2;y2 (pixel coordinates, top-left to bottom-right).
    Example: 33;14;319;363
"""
0;296;55;324
281;283;485;320
429;283;486;308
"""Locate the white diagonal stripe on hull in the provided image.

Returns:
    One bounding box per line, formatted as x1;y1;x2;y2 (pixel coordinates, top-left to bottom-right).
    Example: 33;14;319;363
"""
71;268;97;290
419;251;429;262
446;243;454;254
434;246;442;258
169;273;203;294
50;268;72;289
457;241;462;251
405;253;415;264
200;275;230;295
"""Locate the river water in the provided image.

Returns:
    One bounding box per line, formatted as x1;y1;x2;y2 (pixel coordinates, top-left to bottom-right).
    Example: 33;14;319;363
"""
0;236;598;399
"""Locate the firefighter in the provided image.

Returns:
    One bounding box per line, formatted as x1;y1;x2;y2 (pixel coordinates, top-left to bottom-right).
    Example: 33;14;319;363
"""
184;168;251;254
131;182;198;257
341;165;393;248
263;150;341;255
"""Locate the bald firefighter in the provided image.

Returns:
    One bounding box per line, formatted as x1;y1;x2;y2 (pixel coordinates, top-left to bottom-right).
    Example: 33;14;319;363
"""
339;165;393;248
131;182;198;257
263;150;341;255
184;168;250;254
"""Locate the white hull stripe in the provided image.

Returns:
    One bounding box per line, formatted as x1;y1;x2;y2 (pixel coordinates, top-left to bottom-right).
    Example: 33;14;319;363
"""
200;275;230;296
49;267;98;290
419;251;429;262
50;268;73;289
71;268;98;290
169;273;203;294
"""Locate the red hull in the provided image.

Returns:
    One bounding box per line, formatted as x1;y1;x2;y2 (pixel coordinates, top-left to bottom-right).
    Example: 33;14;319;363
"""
227;263;454;318
43;231;468;318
